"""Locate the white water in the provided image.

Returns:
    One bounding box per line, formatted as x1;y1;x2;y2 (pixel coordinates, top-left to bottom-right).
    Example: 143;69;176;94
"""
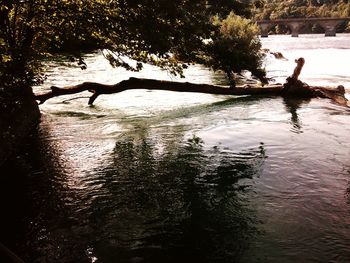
263;34;350;90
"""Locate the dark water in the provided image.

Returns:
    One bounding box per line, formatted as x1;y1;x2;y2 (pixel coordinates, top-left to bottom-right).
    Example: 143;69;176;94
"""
1;122;266;263
1;35;350;263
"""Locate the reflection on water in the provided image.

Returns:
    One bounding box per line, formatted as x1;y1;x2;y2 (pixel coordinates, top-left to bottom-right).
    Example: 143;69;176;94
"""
87;136;265;263
1;126;266;263
2;95;350;262
283;97;311;133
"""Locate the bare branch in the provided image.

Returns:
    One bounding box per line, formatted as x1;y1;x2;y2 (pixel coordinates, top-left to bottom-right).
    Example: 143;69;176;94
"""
35;78;284;105
34;59;348;107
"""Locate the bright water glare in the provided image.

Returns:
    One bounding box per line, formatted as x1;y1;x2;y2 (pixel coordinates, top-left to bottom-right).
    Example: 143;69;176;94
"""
2;34;350;263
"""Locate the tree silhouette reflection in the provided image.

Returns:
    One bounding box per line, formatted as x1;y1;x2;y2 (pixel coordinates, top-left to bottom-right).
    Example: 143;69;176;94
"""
86;135;267;263
0;122;267;263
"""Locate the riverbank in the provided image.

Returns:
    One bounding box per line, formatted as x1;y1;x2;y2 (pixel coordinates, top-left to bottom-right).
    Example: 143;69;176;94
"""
0;86;40;166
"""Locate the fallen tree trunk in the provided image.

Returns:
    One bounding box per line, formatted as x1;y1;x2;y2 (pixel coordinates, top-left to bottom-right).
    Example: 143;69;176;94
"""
35;58;348;106
35;78;284;105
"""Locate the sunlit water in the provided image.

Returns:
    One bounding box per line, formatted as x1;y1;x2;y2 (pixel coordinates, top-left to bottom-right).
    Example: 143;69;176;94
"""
1;34;350;263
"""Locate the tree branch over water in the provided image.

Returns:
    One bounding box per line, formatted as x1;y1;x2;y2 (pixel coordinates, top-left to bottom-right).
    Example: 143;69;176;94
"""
35;58;348;107
35;78;283;105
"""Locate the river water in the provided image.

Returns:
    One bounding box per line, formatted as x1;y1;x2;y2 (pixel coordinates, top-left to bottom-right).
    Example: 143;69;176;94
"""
1;34;350;263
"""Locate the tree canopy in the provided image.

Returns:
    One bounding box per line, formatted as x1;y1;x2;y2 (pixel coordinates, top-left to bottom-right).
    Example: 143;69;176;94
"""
0;0;267;90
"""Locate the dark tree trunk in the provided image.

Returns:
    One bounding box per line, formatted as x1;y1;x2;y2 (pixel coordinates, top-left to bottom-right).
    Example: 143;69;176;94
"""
35;78;284;105
35;58;348;107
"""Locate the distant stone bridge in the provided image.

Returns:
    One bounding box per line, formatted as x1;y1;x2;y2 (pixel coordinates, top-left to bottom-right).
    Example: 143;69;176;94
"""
257;17;350;37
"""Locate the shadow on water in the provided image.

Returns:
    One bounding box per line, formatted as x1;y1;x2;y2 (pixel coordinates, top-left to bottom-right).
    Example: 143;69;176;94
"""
0;123;267;263
0;128;94;262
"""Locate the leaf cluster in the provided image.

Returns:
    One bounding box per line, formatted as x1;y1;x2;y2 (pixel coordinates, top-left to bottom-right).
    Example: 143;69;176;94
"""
201;13;267;85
